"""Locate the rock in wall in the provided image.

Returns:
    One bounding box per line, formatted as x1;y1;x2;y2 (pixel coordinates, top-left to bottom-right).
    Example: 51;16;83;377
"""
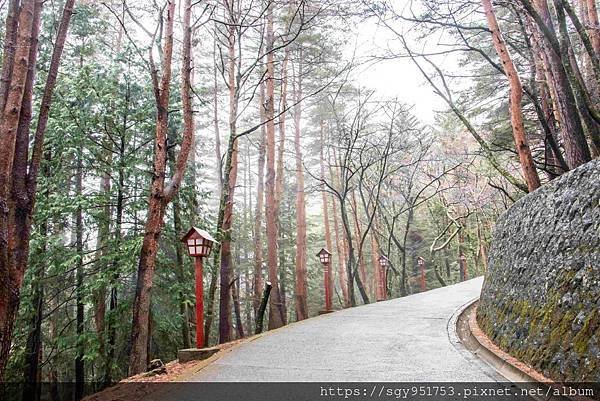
477;160;600;382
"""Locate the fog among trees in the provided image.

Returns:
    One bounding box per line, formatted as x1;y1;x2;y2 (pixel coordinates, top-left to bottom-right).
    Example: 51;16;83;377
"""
0;0;597;394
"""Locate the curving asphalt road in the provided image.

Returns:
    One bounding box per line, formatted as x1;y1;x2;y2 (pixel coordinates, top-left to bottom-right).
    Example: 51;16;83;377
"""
187;276;504;382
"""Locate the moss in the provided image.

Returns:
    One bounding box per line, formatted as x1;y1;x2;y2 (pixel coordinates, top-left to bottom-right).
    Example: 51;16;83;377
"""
572;311;599;355
477;161;600;382
549;310;576;345
540;292;561;326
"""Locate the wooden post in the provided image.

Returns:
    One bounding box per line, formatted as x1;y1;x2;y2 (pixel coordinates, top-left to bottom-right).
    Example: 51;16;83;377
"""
376;263;386;301
459;254;469;282
376;263;382;301
324;262;332;311
194;257;204;348
419;262;426;292
255;282;272;335
381;266;387;300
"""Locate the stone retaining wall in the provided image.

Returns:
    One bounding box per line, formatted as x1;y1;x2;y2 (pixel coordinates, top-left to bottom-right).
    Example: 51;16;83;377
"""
477;160;600;382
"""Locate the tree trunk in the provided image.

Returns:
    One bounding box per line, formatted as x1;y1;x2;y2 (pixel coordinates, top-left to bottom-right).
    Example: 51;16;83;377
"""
0;0;20;114
476;217;489;272
400;207;414;296
265;0;285;329
218;18;239;344
371;231;384;301
279;243;288;323
482;0;541;192
22;205;46;401
255;282;272;334
0;1;35;203
293;48;308;321
0;2;37;376
104;123;126;386
130;0;194;374
320;122;337;307
243;146;253;329
457;226;469;282
173;199;191;349
75;149;85;400
328;152;349;307
253;83;266;318
0;0;74;379
213;34;223;197
93;145;112;370
351;191;369;294
557;1;600;155
22;154;51;401
529;25;565;178
585;0;600;55
232;270;245;339
525;0;592;168
339;201;357;306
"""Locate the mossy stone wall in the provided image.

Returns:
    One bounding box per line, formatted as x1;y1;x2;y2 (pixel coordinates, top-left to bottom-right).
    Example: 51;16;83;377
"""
477;160;600;382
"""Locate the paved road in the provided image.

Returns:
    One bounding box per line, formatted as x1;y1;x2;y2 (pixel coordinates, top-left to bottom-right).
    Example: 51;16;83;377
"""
187;277;504;382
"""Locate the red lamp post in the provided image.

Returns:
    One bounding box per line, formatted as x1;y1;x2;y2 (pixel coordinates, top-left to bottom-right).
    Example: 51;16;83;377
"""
182;227;217;348
317;248;333;313
377;255;388;301
417;256;426;292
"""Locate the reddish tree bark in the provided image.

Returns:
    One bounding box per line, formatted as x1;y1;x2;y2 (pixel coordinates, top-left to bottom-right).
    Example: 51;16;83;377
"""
129;0;195;374
482;0;541;192
0;0;73;378
584;0;600;70
525;0;592;168
527;16;565;178
274;43;289;323
293;49;308;321
0;0;20;114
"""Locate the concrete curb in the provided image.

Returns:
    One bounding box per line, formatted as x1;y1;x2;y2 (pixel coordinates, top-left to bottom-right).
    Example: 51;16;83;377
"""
457;300;594;401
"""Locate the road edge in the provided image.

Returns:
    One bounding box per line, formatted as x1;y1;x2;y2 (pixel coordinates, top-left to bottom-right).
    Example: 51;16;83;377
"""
454;300;589;401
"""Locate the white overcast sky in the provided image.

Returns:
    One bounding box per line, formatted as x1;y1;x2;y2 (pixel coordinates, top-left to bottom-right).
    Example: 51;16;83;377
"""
349;7;460;125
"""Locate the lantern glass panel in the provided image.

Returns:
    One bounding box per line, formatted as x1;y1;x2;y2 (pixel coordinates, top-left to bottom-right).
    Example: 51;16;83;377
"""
187;239;195;246
188;246;195;255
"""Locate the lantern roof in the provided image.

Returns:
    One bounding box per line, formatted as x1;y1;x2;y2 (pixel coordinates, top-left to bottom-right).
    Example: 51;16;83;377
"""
417;256;425;261
181;227;218;244
316;248;332;257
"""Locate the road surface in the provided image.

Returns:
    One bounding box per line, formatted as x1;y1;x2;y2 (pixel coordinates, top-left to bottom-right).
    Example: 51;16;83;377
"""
187;277;503;382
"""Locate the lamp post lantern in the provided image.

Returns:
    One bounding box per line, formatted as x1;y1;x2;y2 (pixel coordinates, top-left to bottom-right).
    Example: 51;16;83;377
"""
316;248;333;313
417;257;426;292
182;227;217;348
377;255;388;301
459;254;468;281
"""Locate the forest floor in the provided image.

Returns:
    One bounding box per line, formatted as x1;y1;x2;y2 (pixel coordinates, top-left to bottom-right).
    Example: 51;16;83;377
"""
84;339;248;401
